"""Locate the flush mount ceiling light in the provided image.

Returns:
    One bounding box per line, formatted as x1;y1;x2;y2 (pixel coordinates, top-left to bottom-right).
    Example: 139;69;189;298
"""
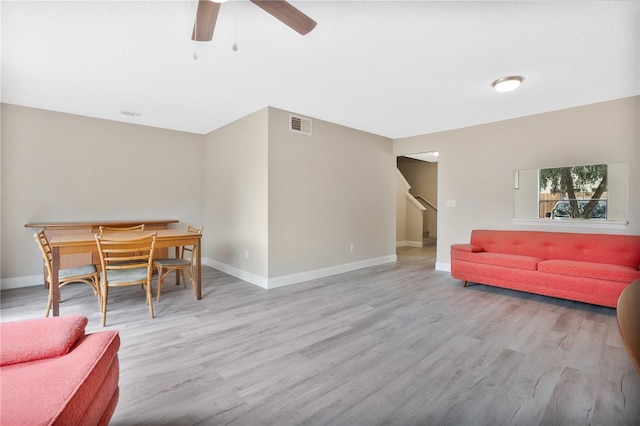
492;76;523;93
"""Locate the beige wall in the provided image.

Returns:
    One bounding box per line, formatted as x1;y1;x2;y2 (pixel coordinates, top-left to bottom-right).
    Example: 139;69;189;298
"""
0;104;204;286
1;103;396;290
0;105;3;284
396;169;426;246
202;108;270;281
404;195;424;245
397;157;438;238
394;96;640;271
266;107;396;283
3;96;637;287
396;171;409;242
202;106;397;287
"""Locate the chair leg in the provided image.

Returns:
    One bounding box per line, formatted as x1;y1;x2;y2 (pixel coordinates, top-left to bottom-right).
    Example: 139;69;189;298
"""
101;283;108;313
147;282;155;318
101;285;109;327
45;291;53;317
186;269;196;296
180;269;187;289
92;277;102;312
156;267;165;302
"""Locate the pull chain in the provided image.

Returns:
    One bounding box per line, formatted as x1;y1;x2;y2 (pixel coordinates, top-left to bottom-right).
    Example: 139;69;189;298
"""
193;4;199;60
232;0;238;52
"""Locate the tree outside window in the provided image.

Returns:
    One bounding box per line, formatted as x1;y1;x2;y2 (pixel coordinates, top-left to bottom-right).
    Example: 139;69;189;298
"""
539;164;608;219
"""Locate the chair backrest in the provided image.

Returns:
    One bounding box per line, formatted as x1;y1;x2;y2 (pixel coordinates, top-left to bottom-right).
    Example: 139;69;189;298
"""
95;233;157;284
180;225;203;261
187;225;202;234
617;279;640;373
33;230;54;281
99;224;145;233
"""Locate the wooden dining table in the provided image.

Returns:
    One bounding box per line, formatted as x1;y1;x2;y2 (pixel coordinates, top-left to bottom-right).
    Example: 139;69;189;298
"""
48;229;202;316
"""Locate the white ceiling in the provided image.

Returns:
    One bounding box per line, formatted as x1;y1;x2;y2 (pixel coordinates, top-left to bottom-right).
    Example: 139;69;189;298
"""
2;1;639;139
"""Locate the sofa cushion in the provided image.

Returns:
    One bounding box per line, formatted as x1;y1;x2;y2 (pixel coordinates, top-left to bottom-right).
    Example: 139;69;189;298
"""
0;315;88;366
469;230;640;268
453;251;544;271
451;243;483;253
538;260;640;283
0;330;120;425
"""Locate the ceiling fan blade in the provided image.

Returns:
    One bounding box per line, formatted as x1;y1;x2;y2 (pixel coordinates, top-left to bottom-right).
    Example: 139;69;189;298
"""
250;0;317;35
192;0;221;41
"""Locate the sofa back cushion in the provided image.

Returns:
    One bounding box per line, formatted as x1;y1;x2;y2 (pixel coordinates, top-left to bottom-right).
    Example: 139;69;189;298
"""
0;315;88;366
470;230;640;269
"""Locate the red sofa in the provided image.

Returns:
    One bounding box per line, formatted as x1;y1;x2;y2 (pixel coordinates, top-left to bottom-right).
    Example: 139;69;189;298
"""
0;315;120;425
451;230;640;308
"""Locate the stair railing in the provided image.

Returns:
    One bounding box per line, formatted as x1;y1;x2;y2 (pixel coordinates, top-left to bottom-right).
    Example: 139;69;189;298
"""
414;195;437;212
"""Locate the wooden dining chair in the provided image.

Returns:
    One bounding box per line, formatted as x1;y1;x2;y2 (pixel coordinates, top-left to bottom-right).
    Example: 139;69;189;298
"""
153;225;202;302
95;232;157;326
98;224;145;233
34;230;100;317
617;279;640;373
98;224;146;265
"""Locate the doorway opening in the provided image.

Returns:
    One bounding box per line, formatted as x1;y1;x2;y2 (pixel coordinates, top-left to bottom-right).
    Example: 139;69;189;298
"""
396;153;438;257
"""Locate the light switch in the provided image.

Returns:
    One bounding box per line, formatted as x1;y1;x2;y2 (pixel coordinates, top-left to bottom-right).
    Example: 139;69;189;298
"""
445;200;456;207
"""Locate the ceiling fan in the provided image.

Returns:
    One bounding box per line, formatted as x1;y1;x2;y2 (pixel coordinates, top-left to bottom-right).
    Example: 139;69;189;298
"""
192;0;317;42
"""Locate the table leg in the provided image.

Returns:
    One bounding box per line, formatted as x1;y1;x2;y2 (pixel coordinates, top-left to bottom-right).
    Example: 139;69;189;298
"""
196;238;201;300
52;246;61;316
175;246;181;286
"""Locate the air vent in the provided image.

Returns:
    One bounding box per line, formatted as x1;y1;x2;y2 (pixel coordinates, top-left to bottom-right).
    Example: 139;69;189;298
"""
289;114;312;135
120;110;142;117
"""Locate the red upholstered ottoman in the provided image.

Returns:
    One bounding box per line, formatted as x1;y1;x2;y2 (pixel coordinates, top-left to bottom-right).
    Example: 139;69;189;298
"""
0;315;120;425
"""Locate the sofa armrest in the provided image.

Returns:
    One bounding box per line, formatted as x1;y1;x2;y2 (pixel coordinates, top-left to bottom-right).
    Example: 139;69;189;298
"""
0;315;88;366
451;243;484;253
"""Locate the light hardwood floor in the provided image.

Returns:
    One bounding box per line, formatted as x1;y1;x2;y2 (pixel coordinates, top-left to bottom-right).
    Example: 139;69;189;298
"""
2;246;639;425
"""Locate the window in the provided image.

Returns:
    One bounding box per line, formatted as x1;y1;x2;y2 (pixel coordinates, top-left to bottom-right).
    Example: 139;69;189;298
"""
513;162;628;225
538;164;607;220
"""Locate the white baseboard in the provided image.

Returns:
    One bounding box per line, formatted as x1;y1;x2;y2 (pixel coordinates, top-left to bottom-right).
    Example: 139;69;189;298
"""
1;274;44;290
3;255;400;292
203;255;398;289
396;240;423;247
435;261;451;272
266;255;398;289
202;257;269;289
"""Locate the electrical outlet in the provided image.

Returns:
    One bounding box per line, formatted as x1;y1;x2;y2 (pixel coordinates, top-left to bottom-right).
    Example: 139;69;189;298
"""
244;249;249;259
350;243;355;252
445;200;456;207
